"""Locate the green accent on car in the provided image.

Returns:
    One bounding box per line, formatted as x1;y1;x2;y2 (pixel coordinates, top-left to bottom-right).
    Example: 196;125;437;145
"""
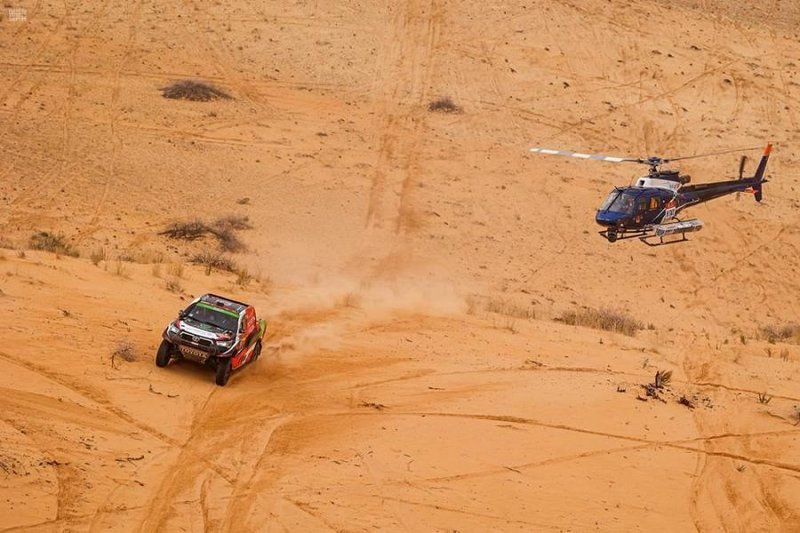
197;301;239;318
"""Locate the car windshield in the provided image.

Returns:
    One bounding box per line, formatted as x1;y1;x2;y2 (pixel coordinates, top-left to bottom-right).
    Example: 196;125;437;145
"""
185;303;239;332
599;190;638;214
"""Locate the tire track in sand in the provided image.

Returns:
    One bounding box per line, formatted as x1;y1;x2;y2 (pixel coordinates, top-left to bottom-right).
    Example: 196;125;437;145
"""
365;0;442;235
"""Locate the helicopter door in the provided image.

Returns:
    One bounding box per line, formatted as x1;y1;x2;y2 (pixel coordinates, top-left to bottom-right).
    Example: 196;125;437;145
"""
640;194;663;225
632;197;648;225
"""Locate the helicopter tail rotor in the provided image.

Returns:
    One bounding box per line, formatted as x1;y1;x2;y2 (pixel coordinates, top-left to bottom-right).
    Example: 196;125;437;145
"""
752;143;772;202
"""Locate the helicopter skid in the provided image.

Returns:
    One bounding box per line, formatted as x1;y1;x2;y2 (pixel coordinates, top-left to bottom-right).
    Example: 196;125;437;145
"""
599;229;649;243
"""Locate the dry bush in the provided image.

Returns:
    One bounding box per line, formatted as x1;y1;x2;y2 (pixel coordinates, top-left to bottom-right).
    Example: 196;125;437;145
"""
654;369;672;388
757;392;772;405
427;96;462;113
161;80;231;101
111;339;137;368
90;247;106;266
759;323;800;344
113;259;129;278
466;294;536;320
485;297;536;320
214;215;252;231
29;232;79;257
165;278;183;293
167;262;185;278
192;251;238;273
501;317;518;334
340;292;361;308
235;268;253;288
161;216;250;252
210;226;245;252
160;220;208;241
558;307;643;336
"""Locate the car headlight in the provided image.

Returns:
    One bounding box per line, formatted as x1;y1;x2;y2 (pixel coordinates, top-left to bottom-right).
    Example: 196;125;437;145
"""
168;323;179;335
216;339;234;348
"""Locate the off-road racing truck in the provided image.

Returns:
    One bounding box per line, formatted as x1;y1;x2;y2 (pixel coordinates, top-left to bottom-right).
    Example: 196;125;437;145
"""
155;293;266;386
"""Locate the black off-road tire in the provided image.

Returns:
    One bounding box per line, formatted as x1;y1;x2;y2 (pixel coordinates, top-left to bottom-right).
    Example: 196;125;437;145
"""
155;340;172;368
253;341;262;361
215;358;232;386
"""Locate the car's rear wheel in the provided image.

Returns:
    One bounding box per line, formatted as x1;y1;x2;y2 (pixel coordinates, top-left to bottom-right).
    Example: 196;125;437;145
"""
155;340;172;368
215;358;232;386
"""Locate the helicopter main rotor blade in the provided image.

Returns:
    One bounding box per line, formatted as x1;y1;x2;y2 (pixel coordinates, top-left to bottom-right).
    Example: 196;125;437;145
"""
529;147;639;164
662;145;762;164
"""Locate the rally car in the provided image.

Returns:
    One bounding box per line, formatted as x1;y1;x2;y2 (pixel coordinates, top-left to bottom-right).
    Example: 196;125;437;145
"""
155;293;266;386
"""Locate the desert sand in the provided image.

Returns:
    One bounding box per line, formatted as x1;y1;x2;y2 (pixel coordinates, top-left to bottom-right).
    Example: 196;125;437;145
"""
1;0;799;531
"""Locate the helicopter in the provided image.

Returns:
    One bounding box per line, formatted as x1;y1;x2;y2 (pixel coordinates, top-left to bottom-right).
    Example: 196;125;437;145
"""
529;143;772;245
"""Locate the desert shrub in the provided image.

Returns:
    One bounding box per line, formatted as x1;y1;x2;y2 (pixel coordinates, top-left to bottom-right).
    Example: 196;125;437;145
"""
485;297;536;320
213;214;252;231
558;307;643;336
161;80;231;101
160;220;209;241
167;262;185;279
427;96;462;113
29;232;79;257
113;259;129;278
160;216;249;252
191;251;238;273
759;323;800;344
209;226;245;252
340;292;361;308
654;369;672;388
165;278;183;293
90;247;107;266
235;268;252;288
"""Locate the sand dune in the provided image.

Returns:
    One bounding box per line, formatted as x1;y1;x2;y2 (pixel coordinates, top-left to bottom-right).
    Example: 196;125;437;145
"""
1;1;799;531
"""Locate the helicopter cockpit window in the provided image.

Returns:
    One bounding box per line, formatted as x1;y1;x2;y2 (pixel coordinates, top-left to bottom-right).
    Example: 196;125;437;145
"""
599;190;638;214
649;197;660;210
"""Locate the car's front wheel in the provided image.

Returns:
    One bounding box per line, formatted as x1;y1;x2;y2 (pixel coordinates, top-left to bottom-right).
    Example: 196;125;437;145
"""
155;340;172;368
215;358;232;386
